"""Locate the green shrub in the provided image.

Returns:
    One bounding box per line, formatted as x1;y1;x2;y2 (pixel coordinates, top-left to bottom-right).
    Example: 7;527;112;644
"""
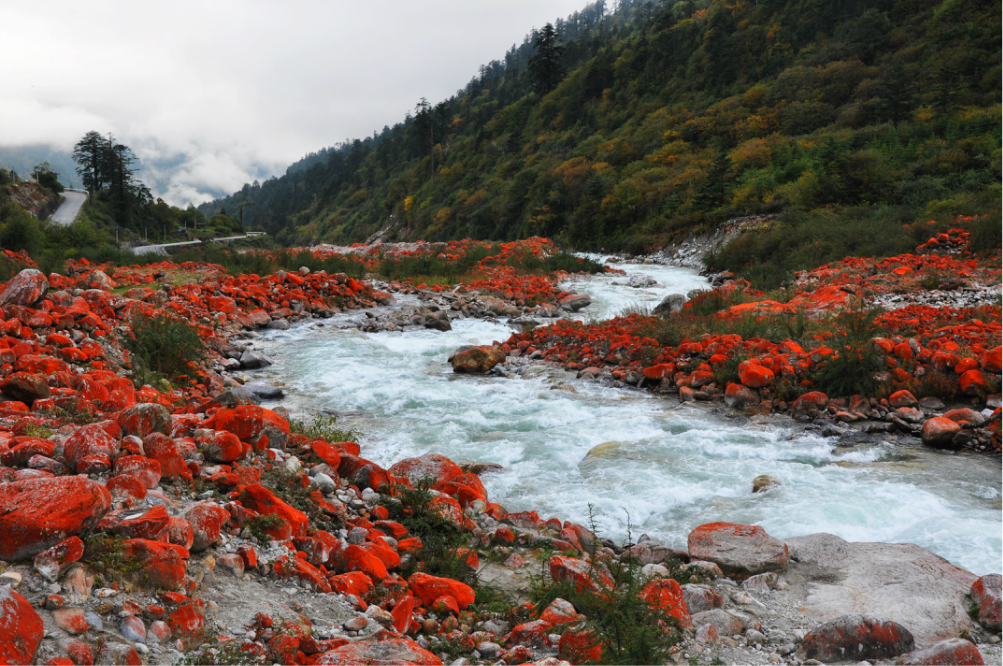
124;312;207;387
969;215;1002;254
810;306;884;398
290;414;360;443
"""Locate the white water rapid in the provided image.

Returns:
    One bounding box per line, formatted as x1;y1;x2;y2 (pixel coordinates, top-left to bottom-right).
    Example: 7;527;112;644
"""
248;262;1002;576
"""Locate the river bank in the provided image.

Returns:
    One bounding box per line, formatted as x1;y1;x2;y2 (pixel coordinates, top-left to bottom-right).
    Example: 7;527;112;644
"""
0;236;998;666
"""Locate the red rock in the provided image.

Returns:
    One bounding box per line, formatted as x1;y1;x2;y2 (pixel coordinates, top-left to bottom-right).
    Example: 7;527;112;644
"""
148;620;171;643
0;269;49;307
922;417;963;449
53;606;90;634
0;476;111;560
738;362;774;389
180;502;230;551
797;614;914;661
1;436;55;467
63;423;120;473
330;544;389;581
205;405;290;450
117;403;171;439
959;369;988;396
237;483;308;539
943;408;987;427
362;539;401;570
540;598;579;626
64;639;93;665
640;578;692;628
33;536;85;582
391;595;418;634
558;626;602;663
687;522;789;576
388;453;463;487
274;555;332;592
724;382;760;409
316;637;443;665
983;346;1002;374
889;390;918;408
167;603;205;650
549;555;613;592
98;505;170;541
431;594;460;616
682;583;725;613
107;474;147;501
142;433;190;481
0;372;50;405
237;544;258;570
113;455;162;489
201;430;243;463
329;571;374;598
899;638;985;665
166;517;194;550
792;391;828;415
449;345;506;373
408;572;475;609
0;587;44;664
970;574;1001;632
121;539;189;590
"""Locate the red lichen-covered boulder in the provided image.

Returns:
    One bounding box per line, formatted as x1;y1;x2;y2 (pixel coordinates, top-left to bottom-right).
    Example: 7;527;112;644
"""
983;346;1002;374
0;372;50;405
792;391;828;415
958;369;989;396
724;382;760;410
389;453;463;487
117;403;171;439
33;536;85;582
166;516;195;550
0;587;44;664
970;574;1001;632
200;430;243;463
796;614;915;662
0;476;111;560
738;361;774;389
121;539;189;590
98;505;171;541
107;474;148;501
180;502;230;552
449;345;506;373
328;571;374;598
167;603;205;650
391;595;419;634
330;544;389;581
1;436;55;467
237;483;308;539
687;522;789;576
113;455;162;489
559;626;602;663
899;638;985;665
316;637;443;665
0;269;49;307
888;390;918;408
205;405;290;450
921;417;963;449
143;433;191;481
640;578;692;628
63;423;121;472
408;572;475;609
549;555;613;593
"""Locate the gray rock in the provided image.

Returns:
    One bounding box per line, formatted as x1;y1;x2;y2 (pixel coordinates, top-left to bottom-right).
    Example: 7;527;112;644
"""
243;383;284;400
690;609;744;637
347;528;367;545
313;473;337;495
785;533;978;647
424;317;452;331
239;349;273;369
742;572;778;595
653;293;686;315
682;584;724;614
266;318;290;330
560;294;592;312
899;638;987;665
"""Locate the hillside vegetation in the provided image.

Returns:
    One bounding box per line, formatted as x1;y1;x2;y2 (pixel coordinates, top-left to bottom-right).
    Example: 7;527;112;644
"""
202;0;999;269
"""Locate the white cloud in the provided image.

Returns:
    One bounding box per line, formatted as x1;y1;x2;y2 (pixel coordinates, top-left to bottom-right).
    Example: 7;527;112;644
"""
0;0;587;205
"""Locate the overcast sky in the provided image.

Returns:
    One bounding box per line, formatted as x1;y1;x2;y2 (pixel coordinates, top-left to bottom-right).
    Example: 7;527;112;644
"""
2;1;587;206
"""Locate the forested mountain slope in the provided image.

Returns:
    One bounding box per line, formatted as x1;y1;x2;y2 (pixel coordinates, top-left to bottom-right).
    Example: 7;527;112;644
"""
201;0;1001;256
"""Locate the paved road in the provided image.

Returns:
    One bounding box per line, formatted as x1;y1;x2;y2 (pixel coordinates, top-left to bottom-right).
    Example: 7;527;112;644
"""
130;233;266;255
50;189;87;226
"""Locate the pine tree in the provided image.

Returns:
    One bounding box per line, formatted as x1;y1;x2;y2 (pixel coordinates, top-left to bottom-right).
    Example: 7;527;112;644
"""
529;23;566;94
72;131;109;201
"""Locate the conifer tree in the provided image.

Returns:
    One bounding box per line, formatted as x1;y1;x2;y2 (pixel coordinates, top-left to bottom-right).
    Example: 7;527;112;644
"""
529;23;565;94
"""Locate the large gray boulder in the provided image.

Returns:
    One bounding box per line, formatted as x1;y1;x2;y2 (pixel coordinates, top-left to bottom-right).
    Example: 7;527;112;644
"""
653;293;686;315
785;533;978;647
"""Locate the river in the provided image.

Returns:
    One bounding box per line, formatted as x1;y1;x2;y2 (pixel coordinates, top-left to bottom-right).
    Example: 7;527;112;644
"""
247;262;1002;576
